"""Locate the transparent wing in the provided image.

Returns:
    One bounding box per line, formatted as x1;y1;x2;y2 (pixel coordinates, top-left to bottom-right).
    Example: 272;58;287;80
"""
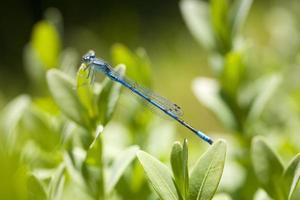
111;70;184;117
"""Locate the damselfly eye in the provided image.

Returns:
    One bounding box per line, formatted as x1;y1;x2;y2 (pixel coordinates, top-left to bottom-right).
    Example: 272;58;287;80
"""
82;50;96;63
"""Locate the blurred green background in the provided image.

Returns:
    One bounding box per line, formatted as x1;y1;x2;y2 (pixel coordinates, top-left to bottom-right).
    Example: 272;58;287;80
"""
1;0;300;199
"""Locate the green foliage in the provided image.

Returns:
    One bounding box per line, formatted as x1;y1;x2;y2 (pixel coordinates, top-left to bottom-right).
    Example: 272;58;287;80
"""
251;137;300;200
181;0;300;200
47;69;91;128
138;140;227;200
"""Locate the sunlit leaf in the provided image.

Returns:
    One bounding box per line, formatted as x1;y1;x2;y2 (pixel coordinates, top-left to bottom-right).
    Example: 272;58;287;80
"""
180;0;215;49
283;154;300;199
192;77;236;129
47;69;90;128
31;20;61;68
106;145;140;194
189;140;226;200
171;139;189;200
251;137;286;199
76;63;96;119
137;151;180;200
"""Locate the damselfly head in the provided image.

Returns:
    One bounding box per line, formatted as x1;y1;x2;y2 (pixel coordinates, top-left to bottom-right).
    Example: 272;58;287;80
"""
81;50;96;64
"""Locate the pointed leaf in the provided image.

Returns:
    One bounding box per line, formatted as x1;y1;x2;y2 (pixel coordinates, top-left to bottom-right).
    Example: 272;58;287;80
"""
137;151;180;200
284;154;300;199
189;140;226;200
47;69;90;128
251;137;286;199
180;0;215;49
76;63;96;118
97;64;125;125
106;145;140;194
171;139;189;200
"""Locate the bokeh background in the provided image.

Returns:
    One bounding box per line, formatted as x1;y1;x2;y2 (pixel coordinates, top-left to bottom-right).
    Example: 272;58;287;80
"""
1;0;300;199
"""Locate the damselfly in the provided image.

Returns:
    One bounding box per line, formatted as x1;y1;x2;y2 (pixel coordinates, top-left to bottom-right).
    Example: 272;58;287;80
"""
80;50;213;145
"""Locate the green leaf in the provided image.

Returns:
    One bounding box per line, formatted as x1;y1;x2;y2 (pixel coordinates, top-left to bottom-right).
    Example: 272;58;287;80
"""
221;51;244;98
76;63;96;118
192;78;236;129
47;69;90;128
230;0;253;36
283;154;300;199
246;74;281;122
97;64;125;125
106;145;140;194
137;151;180;200
251;137;286;199
111;44;151;87
27;175;47;200
189;140;226;200
180;0;215;49
171;139;189;200
48;164;65;200
31;20;61;68
210;0;232;53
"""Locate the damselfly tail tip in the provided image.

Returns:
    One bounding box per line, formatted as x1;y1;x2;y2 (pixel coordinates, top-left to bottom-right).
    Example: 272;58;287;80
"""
196;130;213;145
